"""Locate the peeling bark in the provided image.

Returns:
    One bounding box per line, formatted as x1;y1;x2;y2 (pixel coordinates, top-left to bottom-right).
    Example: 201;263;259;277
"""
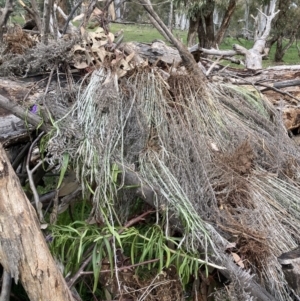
0;144;74;301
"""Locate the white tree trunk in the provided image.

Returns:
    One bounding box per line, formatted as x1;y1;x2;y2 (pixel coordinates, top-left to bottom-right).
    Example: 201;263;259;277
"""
213;7;222;33
108;1;116;21
243;0;250;38
168;0;173;31
198;6;279;69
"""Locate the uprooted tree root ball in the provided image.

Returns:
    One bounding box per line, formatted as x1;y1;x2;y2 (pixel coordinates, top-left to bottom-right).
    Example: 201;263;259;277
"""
41;66;300;300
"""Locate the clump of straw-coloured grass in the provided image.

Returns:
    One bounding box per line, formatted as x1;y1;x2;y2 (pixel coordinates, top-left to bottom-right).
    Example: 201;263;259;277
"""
48;66;300;300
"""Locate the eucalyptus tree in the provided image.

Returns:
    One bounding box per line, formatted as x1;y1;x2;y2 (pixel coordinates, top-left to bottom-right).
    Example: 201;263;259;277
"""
175;0;238;47
267;0;300;61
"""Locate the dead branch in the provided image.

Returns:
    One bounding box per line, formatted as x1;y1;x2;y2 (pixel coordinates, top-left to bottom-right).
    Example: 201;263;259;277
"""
273;79;300;89
80;258;160;275
257;82;300;103
61;0;83;34
67;253;93;288
199;47;237;57
138;0;205;80
18;0;42;32
0;0;14;41
0;144;74;301
12;142;30;170
0;94;50;132
26;131;46;222
256;8;280;42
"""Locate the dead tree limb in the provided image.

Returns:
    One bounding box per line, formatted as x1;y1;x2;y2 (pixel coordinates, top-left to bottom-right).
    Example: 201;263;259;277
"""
0;0;14;41
0;94;50;132
26;131;46;222
62;0;84;35
138;0;206;80
18;0;42;32
191;8;279;70
0;143;74;301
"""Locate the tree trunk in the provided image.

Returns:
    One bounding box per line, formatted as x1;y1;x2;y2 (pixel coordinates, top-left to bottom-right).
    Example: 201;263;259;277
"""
198;0;215;48
30;0;42;32
274;23;300;62
243;0;250;39
187;16;199;47
0;144;74;301
108;1;116;21
214;0;236;46
168;0;173;32
274;34;284;62
114;0;121;20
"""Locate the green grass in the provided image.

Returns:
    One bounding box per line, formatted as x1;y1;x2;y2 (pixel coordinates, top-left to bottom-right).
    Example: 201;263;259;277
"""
220;37;300;67
109;23;187;44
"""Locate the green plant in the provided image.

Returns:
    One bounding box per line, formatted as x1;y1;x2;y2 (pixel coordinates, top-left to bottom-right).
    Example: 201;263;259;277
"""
50;221;220;294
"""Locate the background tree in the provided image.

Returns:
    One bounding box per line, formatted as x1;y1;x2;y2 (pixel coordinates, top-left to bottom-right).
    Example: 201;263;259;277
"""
176;0;238;47
267;0;300;62
0;0;14;41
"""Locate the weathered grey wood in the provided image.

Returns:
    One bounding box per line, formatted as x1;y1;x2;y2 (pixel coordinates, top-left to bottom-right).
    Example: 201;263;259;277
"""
124;41;182;66
0;94;49;132
278;247;300;296
0;143;74;301
0;114;27;142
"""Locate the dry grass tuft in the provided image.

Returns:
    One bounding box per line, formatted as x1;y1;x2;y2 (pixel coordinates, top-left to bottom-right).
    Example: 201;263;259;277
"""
46;66;300;300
